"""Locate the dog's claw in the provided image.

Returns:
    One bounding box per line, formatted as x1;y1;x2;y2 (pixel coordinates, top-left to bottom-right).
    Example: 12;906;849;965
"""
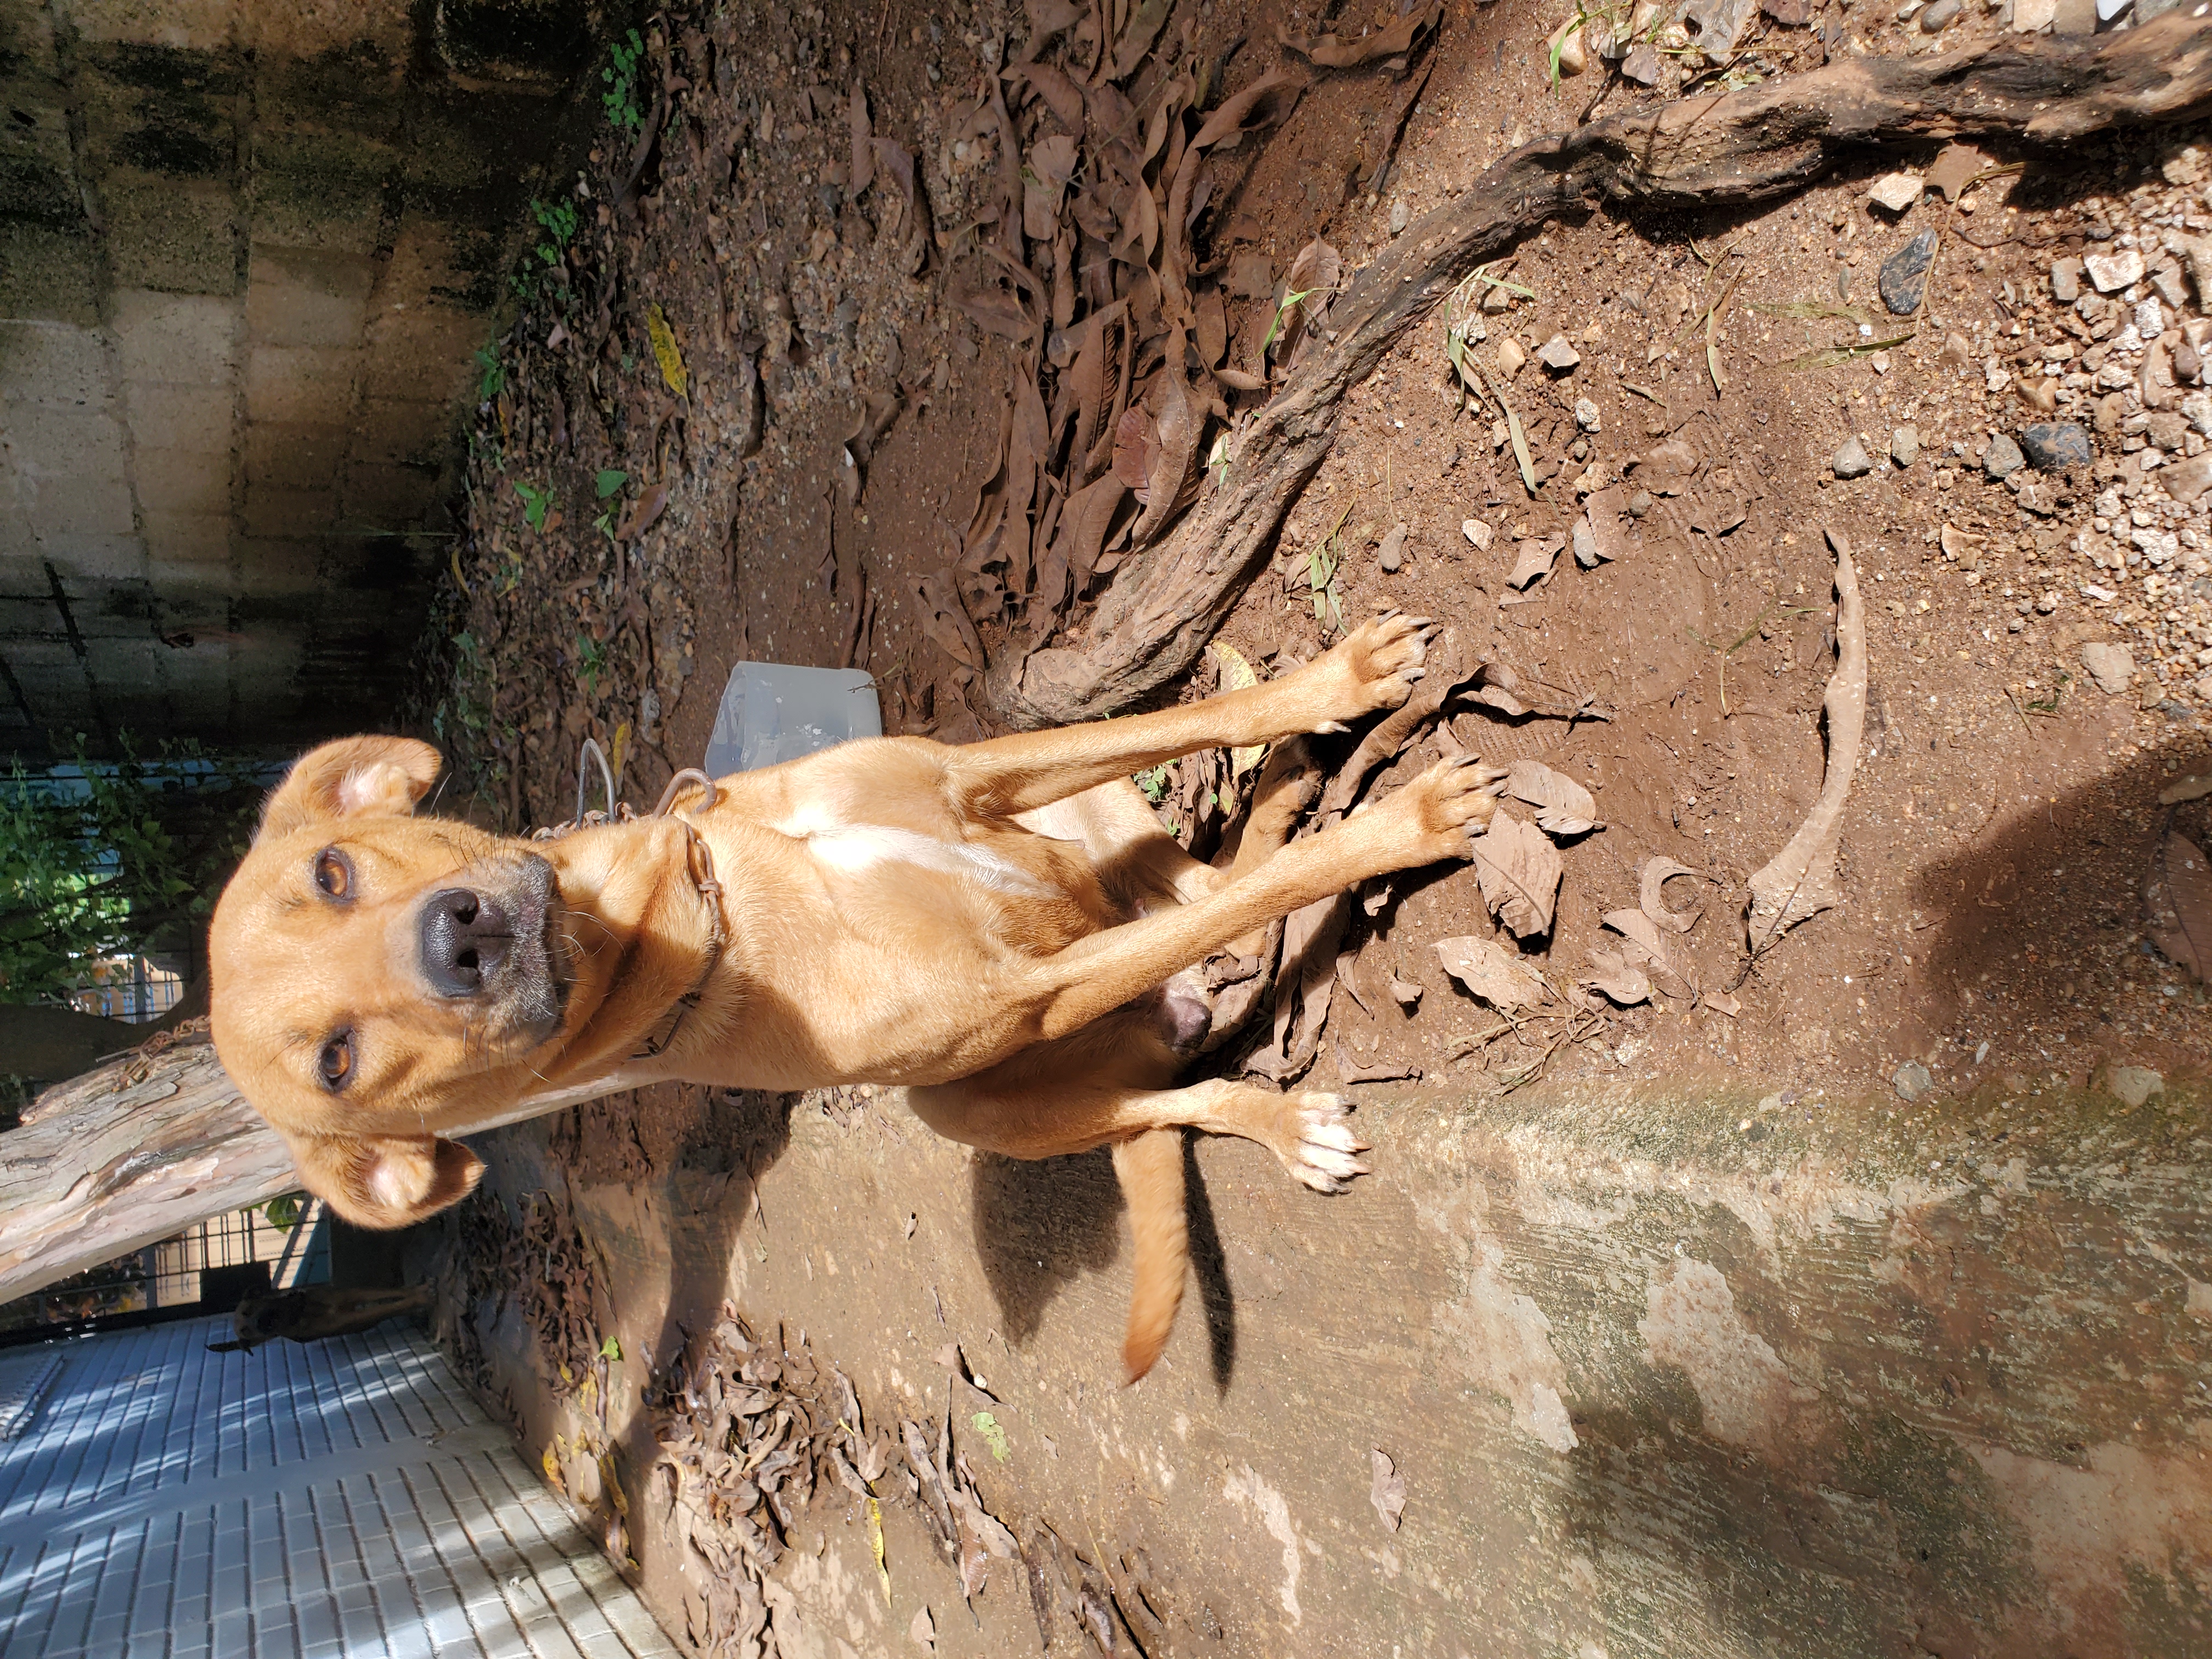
1271;1092;1373;1193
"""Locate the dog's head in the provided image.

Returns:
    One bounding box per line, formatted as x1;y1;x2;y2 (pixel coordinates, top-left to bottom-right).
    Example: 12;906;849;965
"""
211;736;582;1229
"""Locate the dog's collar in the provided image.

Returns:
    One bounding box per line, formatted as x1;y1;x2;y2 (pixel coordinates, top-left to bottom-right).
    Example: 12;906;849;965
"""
533;762;726;1063
629;769;726;1060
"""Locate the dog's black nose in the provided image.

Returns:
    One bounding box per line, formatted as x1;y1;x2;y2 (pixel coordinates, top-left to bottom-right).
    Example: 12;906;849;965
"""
419;887;514;996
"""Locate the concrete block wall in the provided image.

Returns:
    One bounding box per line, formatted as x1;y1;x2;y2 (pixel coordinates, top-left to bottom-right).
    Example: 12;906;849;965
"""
0;0;588;759
0;1314;681;1658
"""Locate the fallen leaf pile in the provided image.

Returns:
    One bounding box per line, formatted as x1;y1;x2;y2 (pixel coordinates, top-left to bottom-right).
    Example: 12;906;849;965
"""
915;7;1444;691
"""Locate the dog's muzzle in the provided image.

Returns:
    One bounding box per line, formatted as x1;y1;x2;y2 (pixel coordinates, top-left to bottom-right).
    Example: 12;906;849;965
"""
416;853;566;1037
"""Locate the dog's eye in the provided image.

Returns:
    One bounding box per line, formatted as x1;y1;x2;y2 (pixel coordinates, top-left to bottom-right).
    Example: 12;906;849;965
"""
314;849;352;899
317;1035;353;1089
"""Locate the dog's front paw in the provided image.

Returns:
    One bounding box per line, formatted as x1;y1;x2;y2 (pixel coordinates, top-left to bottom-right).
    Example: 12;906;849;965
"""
1308;612;1431;727
1275;1092;1370;1194
1364;755;1508;866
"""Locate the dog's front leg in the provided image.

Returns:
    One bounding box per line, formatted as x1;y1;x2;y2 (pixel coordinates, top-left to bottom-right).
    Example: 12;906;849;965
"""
944;613;1431;817
1020;755;1497;1041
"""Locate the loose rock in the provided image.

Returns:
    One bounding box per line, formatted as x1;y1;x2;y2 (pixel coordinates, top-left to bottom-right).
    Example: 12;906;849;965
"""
2103;1064;2164;1108
1891;425;1920;469
1462;517;1493;550
2081;640;2135;695
1879;229;1938;316
1622;43;1661;86
1389;198;1408;236
1920;0;1960;27
1867;172;1923;213
2161;453;2212;504
1832;436;1874;478
1626;489;1652;518
1574;397;1601;432
1497;337;1526;376
1377;522;1408;573
2019;422;2093;470
1537;335;1582;373
2083;248;2145;293
1893;1060;1933;1101
2050;256;2083;303
1983;433;2025;479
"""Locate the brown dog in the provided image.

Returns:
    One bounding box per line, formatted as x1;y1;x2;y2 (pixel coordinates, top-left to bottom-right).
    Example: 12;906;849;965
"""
208;614;1498;1378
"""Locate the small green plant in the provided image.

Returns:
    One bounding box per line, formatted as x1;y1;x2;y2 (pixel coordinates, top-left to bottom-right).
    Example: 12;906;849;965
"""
970;1411;1011;1463
1301;506;1352;635
2024;672;2070;714
514;479;553;531
575;633;608;693
511;196;580;301
602;29;646;136
595;469;628;499
263;1194;302;1232
1134;763;1173;803
474;345;506;403
1261;285;1317;357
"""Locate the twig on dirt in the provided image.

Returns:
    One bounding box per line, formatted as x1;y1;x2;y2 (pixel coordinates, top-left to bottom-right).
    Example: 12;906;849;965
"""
1745;527;1867;950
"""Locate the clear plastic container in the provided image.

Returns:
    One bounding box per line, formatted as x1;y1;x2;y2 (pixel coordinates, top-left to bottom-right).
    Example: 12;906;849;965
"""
702;662;882;775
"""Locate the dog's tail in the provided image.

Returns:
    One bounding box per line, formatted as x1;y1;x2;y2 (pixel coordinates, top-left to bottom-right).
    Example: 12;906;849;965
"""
1112;1129;1188;1383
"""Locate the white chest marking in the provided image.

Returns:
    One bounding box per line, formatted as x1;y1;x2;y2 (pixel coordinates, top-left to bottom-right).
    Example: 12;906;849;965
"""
776;810;1048;896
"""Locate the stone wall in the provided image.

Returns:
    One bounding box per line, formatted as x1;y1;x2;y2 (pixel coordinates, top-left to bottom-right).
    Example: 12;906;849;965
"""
0;0;589;759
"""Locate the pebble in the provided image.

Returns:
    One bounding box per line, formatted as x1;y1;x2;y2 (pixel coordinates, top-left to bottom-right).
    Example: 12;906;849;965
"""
1983;433;2025;479
1626;489;1652;518
2103;1064;2164;1108
1573;520;1604;567
1574;397;1601;432
2083;248;2145;293
1920;0;1959;26
2161;453;2212;504
1891;424;1920;468
1537;335;1582;372
1389;198;1409;236
2050;256;2083;303
1462;517;1493;550
2081;640;2135;695
1879;229;1938;315
1940;331;1972;366
2019;421;2093;470
1893;1061;1933;1102
1377;522;1408;572
1832;436;1874;478
1622;43;1661;85
1497;337;1527;375
1867;172;1923;213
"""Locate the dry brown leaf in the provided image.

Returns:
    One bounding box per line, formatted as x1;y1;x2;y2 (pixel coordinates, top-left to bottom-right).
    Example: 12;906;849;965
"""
1581;950;1651;1006
614;482;669;541
1128;345;1202;548
1924;141;1990;201
1505;759;1599;838
1639;856;1705;934
1506;538;1560;591
1008;60;1085;131
1703;988;1742;1016
1434;934;1549;1011
2145;829;2210;981
1113;404;1158;496
1369;1448;1407;1531
1280;3;1442;68
1601;910;1695;1001
916;572;985;670
1023;133;1079;241
1389;975;1423;1008
1473;811;1562;939
849;80;873;196
2160;774;2212;805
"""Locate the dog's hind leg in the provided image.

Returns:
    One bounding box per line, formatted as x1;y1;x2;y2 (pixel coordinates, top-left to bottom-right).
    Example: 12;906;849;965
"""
908;1057;1367;1381
943;613;1431;817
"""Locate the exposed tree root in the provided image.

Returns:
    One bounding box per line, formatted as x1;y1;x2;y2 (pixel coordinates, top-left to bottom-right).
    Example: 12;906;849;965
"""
995;15;2212;728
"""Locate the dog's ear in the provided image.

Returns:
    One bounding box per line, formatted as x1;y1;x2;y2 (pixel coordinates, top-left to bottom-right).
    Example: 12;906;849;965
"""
257;737;442;843
281;1130;485;1229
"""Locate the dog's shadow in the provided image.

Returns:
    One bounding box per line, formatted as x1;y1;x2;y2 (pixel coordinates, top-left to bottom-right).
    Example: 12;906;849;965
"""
971;1135;1237;1393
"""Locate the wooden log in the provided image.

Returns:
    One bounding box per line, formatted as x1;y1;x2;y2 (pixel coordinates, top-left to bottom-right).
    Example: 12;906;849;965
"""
0;1033;296;1304
0;1029;632;1304
993;15;2212;727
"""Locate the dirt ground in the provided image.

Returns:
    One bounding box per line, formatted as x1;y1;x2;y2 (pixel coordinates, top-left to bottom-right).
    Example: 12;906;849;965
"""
403;0;2212;1651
